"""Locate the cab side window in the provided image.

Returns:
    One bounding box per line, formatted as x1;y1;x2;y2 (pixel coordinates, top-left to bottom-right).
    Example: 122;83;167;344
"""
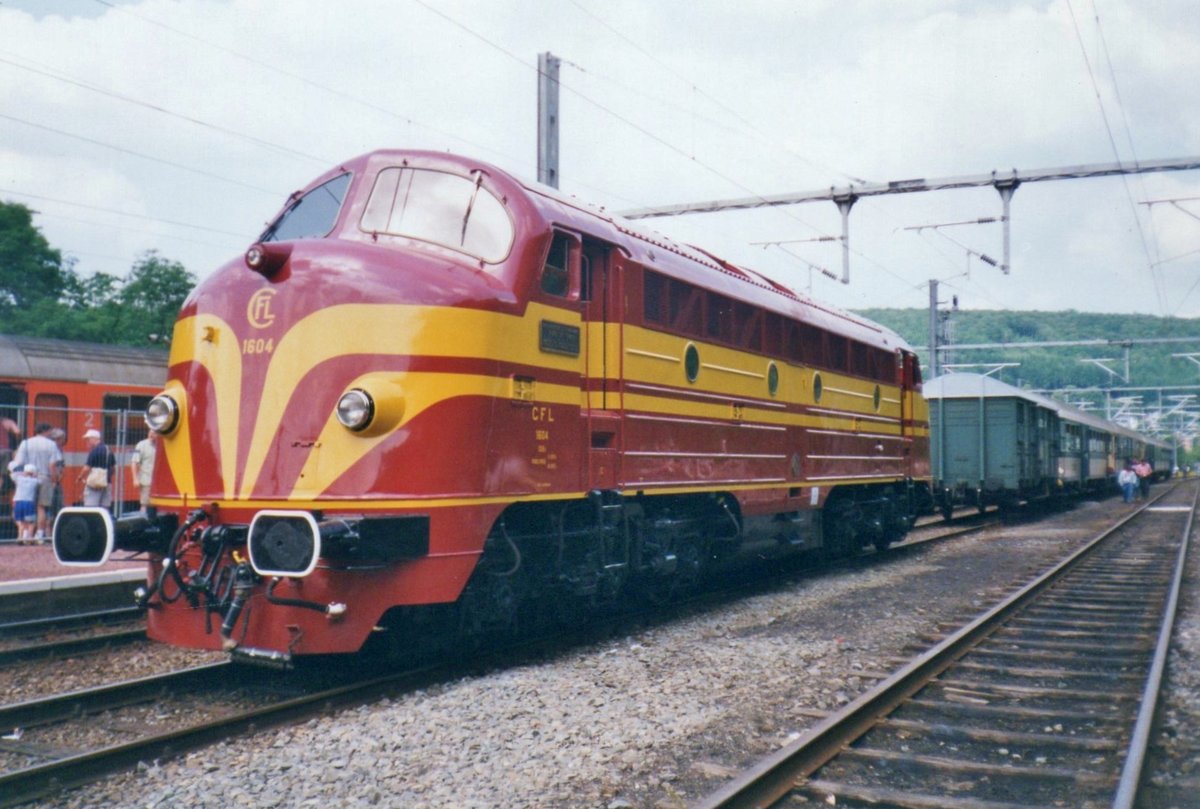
541;232;571;297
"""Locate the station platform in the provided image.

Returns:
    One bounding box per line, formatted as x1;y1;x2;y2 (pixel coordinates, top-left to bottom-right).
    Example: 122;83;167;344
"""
0;541;146;623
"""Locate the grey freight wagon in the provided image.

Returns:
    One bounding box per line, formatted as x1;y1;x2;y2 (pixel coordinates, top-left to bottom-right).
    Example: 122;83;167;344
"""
925;373;1060;516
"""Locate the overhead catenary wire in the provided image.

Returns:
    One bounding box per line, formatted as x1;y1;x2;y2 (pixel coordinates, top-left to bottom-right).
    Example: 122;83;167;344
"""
88;0;539;176
0;2;1183;319
0;112;283;196
1065;0;1165;314
0;187;250;238
0;52;332;166
409;0;838;241
564;0;870;186
413;0;933;309
1090;0;1162;268
79;1;662;215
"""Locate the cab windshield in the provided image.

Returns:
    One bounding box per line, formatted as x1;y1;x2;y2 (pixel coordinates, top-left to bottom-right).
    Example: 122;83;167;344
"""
261;173;351;242
359;167;514;263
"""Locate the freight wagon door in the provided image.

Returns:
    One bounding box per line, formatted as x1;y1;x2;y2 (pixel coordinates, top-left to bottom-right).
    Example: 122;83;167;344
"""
581;237;624;490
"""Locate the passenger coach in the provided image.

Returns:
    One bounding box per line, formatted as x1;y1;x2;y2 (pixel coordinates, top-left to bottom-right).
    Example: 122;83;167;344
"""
1;334;166;536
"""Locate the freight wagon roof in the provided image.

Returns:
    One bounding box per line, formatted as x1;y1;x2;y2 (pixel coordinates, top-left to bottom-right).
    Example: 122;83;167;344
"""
923;373;1049;404
0;334;167;387
927;373;1163;446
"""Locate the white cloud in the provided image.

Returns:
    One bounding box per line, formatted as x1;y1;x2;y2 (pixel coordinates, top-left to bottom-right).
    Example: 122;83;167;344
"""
0;0;1196;315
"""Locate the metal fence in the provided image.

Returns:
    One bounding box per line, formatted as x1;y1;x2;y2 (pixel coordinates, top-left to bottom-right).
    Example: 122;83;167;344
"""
2;405;150;541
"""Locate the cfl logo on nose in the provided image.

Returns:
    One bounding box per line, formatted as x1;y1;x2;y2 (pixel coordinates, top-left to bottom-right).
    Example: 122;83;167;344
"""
247;288;277;329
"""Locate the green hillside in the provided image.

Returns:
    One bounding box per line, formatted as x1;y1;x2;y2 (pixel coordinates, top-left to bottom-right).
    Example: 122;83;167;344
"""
855;309;1200;392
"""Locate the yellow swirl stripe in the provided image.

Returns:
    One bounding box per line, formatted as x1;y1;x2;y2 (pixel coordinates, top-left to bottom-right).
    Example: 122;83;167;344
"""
167;314;241;500
293;372;580;498
236;303;580;498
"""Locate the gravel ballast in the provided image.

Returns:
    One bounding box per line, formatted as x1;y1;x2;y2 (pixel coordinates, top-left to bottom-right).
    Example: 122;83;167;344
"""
14;492;1197;808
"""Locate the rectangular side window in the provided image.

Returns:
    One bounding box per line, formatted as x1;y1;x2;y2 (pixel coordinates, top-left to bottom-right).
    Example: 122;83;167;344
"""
33;393;67;438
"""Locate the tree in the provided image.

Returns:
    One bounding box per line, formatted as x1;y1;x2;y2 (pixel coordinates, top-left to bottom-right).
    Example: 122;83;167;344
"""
0;202;196;345
0;201;66;310
116;251;197;343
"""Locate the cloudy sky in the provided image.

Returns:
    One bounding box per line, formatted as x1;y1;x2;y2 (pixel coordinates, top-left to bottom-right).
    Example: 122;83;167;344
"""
1;0;1198;318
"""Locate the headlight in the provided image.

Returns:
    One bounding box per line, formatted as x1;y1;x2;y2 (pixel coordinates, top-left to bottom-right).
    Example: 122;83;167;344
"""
336;389;374;431
145;394;180;434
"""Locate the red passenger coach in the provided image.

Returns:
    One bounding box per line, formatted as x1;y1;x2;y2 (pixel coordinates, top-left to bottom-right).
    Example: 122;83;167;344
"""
52;150;932;664
1;335;166;537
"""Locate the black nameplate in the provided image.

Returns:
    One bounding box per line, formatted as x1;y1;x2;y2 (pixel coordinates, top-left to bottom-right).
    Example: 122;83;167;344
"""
539;320;581;356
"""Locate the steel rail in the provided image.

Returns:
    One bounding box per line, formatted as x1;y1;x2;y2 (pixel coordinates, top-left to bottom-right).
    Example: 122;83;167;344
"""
0;662;231;729
1112;483;1198;808
693;485;1182;809
0;606;143;637
0;660;449;808
0;627;146;666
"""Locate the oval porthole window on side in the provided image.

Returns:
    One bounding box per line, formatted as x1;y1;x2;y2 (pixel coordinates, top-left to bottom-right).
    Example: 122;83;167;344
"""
767;362;779;397
684;343;700;383
812;372;823;403
873;384;882;412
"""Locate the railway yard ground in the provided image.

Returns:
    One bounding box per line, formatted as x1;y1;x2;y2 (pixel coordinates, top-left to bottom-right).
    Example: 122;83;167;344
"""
1;488;1198;808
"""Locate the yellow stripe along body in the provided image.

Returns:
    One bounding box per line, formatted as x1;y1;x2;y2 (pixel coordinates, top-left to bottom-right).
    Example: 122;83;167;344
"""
157;299;928;513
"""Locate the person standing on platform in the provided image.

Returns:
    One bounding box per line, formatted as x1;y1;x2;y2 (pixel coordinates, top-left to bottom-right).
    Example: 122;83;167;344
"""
47;428;65;521
10;463;39;544
12;423;62;540
1118;462;1138;504
1134;459;1153;501
79;429;115;509
131;433;157;510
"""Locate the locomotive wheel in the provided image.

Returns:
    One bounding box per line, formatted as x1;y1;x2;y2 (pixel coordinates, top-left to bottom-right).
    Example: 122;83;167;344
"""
637;571;679;606
674;537;708;594
822;496;858;559
940;499;954;522
458;573;520;643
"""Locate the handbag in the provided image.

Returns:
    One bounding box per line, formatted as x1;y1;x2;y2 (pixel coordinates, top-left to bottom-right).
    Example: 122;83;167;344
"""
86;447;110;490
86;466;108;490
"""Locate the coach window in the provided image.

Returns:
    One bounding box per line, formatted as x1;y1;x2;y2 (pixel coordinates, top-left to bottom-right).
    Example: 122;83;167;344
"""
261;172;351;242
359;167;514;264
540;232;577;298
33;393;67;439
644;270;666;324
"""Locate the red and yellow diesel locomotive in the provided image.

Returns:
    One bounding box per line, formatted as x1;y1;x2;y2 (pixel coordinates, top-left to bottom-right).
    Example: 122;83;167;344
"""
54;150;931;664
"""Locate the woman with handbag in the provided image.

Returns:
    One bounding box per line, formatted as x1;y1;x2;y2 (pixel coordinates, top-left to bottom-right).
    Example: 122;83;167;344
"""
80;428;115;509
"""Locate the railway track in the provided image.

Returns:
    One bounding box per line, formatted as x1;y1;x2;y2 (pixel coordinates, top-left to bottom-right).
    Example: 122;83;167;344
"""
0;656;458;807
696;482;1196;809
0;606;142;640
0;627;146;667
0;608;146;667
0;508;1007;806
